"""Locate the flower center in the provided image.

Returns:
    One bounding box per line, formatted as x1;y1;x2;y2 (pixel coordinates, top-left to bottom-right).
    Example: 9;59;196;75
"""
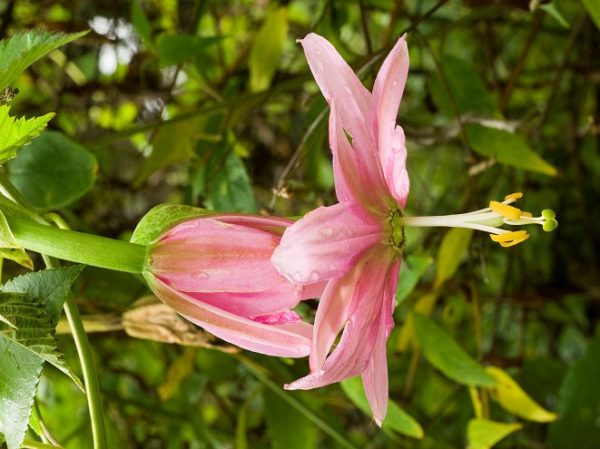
400;192;557;248
387;208;406;252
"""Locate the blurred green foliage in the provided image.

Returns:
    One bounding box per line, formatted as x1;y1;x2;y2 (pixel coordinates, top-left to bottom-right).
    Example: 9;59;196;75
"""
0;0;598;448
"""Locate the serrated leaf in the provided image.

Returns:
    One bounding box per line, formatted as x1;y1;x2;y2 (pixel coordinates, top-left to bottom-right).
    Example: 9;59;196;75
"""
249;7;288;92
0;29;89;91
467;419;522;449
396;256;433;304
486;366;558;422
0;207;32;269
435;228;473;288
8;131;97;210
341;376;423;439
466;124;557;176
0;105;54;165
1;266;84;388
131;203;215;245
413;313;496;387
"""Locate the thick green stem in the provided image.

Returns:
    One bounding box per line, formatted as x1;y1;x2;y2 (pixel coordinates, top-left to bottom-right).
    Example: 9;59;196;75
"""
7;215;147;273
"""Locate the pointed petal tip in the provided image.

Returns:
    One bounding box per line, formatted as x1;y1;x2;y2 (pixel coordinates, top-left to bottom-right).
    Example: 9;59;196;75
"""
374;417;383;427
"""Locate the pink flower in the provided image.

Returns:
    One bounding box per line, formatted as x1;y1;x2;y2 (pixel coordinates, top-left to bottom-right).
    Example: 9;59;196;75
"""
145;214;324;358
271;33;410;424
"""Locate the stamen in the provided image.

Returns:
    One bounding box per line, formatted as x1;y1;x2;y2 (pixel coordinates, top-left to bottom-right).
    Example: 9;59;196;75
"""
541;209;558;232
504;192;523;202
490;230;529;247
489;201;522;220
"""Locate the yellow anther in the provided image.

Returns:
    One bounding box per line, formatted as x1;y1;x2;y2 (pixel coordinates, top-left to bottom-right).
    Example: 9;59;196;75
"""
520;211;533;218
489;201;522;220
504;192;523;201
490;231;529;247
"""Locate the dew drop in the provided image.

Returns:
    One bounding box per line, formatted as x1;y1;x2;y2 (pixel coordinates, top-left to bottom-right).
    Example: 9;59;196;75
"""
392;79;398;87
328;263;337;272
196;271;210;280
308;271;320;283
292;271;303;283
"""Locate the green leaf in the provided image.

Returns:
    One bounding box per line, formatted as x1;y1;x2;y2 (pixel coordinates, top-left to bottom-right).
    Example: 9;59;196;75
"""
0;105;54;165
429;55;497;117
206;151;257;213
8;131;97;210
131;1;153;48
249;7;288;92
0;208;32;269
0;29;89;91
131;203;215;245
341;376;423;439
396;256;433;304
0;266;82;449
2;265;84;387
467;419;522;449
581;0;600;30
156;34;221;68
548;333;600;449
264;389;318;449
413;313;496;387
134;118;200;186
539;2;569;28
486;366;558;422
465;124;557;176
434;228;473;288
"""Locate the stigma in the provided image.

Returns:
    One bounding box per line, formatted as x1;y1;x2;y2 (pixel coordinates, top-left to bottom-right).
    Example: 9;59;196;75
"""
400;192;558;248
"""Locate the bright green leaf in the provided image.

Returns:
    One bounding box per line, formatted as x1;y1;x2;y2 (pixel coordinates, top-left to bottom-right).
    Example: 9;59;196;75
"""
0;105;54;165
581;0;600;30
131;203;215;245
8;131;97;210
467;419;522;449
0;29;89;91
429;55;497;117
414;313;496;387
249;7;288;92
539;2;569;28
264;388;318;449
435;228;473;288
341;376;424;439
466;124;557;176
396;256;433;304
0;208;32;269
486;366;558;422
548;333;600;449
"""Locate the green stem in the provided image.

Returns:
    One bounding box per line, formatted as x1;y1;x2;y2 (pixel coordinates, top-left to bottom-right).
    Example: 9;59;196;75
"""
7;215;147;273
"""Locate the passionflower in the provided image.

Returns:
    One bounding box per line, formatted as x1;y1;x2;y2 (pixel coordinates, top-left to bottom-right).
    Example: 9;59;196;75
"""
144;214;324;358
271;33;412;424
271;33;557;424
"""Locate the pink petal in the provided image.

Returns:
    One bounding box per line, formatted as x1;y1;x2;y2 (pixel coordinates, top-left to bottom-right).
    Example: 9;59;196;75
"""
271;201;382;284
146;274;312;358
299;33;375;153
309;256;369;372
152;218;284;293
372;36;410;207
361;260;399;425
285;248;396;389
329;103;392;210
253;310;301;324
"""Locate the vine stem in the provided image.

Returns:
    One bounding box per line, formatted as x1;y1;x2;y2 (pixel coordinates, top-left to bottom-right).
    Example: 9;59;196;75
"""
0;174;108;449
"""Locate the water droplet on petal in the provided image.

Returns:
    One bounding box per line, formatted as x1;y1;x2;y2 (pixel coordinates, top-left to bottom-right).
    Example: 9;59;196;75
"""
392;79;398;87
328;263;337;272
196;271;209;280
292;271;303;283
308;271;320;282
